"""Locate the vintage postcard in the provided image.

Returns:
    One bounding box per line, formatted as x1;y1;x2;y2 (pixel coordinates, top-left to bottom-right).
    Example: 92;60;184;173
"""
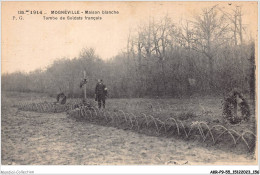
1;1;258;174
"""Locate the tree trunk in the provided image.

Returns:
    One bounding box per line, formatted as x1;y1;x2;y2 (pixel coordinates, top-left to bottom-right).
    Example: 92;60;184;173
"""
234;14;237;46
238;7;243;45
249;43;255;103
137;40;143;97
161;60;167;96
208;56;214;92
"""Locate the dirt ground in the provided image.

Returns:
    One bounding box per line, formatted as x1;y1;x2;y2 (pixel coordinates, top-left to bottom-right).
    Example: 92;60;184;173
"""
1;92;257;165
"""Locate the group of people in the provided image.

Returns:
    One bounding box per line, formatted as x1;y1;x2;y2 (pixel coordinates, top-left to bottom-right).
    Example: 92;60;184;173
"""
80;78;108;109
57;79;107;109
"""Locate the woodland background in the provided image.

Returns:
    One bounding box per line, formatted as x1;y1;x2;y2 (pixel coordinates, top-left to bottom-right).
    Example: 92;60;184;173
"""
2;6;256;99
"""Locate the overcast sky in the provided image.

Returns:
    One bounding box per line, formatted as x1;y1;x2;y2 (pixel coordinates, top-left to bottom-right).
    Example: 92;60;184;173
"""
2;1;257;74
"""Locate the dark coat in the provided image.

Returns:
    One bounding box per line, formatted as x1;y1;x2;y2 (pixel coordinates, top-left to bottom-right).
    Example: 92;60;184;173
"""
95;82;107;97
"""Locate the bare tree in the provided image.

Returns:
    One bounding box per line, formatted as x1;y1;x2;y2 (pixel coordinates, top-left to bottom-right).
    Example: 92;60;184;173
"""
219;6;244;46
176;20;196;95
189;6;231;89
150;16;175;95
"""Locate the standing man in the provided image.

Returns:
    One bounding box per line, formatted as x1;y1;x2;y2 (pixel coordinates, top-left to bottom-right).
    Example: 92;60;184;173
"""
95;79;107;109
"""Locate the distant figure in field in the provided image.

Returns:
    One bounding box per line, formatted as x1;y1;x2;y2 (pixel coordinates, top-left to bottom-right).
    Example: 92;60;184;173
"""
95;79;108;109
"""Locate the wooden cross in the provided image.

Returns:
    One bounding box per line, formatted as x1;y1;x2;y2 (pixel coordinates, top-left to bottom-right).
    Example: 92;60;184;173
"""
82;70;88;103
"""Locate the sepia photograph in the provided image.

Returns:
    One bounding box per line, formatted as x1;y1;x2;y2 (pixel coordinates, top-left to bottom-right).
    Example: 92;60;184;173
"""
1;1;258;174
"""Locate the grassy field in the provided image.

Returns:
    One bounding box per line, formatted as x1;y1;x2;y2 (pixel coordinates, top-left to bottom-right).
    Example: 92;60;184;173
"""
1;91;257;165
